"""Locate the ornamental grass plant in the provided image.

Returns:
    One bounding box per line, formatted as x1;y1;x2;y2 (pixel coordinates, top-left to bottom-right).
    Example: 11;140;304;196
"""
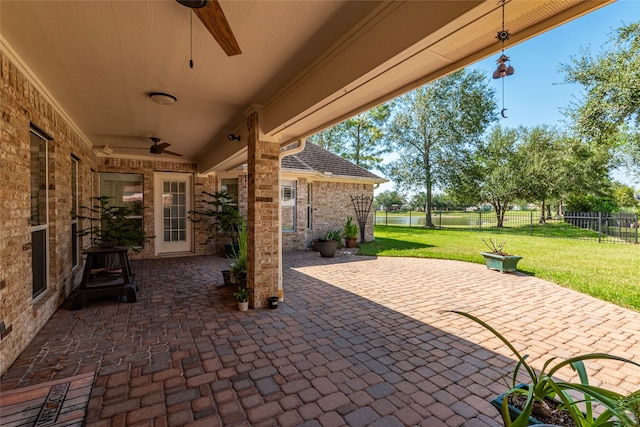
448;310;640;427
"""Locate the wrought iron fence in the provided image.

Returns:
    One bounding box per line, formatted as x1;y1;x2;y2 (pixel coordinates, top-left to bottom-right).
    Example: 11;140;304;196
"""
373;209;639;244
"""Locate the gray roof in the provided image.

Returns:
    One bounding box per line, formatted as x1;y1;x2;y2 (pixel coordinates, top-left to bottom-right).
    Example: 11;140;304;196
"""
281;142;386;182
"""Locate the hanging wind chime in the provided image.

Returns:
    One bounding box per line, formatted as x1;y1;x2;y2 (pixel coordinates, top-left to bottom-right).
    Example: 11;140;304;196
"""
492;0;515;118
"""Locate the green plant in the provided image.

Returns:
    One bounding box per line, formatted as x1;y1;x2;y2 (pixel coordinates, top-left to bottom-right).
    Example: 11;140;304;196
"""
232;286;250;302
229;218;247;283
321;230;342;241
73;196;153;251
342;217;359;239
448;310;640;427
616;391;640;426
482;238;511;256
189;191;242;244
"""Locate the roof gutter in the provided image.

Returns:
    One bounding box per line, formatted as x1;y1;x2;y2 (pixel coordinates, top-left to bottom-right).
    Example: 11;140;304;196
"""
279;139;306;160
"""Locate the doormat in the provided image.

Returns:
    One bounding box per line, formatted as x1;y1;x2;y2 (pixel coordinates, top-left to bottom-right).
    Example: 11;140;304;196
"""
0;371;95;427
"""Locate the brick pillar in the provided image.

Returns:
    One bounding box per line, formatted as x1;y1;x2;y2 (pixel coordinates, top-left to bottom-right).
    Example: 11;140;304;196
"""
246;110;279;308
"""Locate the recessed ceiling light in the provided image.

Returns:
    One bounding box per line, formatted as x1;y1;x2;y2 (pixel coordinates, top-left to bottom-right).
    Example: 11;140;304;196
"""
149;92;177;105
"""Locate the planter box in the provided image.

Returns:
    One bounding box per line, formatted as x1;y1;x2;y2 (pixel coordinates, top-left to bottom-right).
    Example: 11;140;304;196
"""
491;383;580;426
481;252;522;273
491;384;544;425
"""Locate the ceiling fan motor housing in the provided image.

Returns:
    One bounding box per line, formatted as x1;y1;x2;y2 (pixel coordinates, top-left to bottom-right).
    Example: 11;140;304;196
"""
176;0;209;9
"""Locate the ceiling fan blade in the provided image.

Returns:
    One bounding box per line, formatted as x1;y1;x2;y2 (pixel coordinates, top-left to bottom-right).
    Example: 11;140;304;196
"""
193;0;241;56
156;142;171;150
161;150;183;157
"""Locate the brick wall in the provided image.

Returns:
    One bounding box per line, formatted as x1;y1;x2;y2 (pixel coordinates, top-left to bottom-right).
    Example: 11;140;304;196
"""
97;157;202;258
0;51;217;374
309;181;375;245
234;174;375;251
1;51;96;373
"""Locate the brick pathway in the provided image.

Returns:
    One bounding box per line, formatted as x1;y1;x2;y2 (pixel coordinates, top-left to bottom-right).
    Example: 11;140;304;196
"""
1;252;639;426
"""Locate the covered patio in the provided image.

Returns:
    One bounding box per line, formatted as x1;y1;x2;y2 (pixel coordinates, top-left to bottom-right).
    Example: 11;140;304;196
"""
1;0;617;374
2;252;639;426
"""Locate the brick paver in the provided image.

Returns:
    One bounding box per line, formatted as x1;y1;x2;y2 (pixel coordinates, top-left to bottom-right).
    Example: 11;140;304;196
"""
1;251;639;426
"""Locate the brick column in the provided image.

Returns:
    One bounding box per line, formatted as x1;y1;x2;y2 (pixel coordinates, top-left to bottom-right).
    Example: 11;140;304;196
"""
246;109;280;308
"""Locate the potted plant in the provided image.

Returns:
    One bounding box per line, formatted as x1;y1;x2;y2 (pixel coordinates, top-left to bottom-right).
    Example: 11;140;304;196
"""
233;286;250;311
342;216;359;248
448;310;640;427
616;391;640;426
73;195;152;251
318;230;341;258
189;190;242;256
481;238;522;273
229;218;247;287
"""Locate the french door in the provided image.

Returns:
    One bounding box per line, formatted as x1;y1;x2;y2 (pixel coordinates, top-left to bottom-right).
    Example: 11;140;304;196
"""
154;173;192;254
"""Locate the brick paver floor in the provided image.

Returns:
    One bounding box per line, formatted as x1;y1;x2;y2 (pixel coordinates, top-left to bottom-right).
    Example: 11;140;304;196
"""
1;251;639;426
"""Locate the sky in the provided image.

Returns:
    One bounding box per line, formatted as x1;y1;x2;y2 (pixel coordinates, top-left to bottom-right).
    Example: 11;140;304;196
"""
375;0;640;195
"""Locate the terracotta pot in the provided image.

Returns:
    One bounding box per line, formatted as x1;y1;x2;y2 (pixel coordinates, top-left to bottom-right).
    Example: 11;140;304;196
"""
345;237;357;248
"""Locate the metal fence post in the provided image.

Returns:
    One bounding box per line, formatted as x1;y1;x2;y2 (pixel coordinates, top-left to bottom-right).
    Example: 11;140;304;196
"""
479;210;482;230
636;213;639;244
598;212;602;243
385;210;388;226
409;210;412;227
530;211;533;236
618;213;622;240
439;211;442;229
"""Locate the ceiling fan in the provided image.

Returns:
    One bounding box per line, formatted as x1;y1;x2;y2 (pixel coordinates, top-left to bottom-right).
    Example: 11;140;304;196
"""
98;137;183;157
177;0;241;56
149;137;183;156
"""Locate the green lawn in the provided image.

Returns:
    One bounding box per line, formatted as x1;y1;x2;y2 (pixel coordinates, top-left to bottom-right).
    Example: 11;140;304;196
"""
359;226;640;311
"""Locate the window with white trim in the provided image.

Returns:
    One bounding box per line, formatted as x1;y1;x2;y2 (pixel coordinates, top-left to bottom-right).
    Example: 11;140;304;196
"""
281;180;296;231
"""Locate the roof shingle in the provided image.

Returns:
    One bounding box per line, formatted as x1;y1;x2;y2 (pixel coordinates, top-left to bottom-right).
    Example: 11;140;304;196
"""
281;142;386;182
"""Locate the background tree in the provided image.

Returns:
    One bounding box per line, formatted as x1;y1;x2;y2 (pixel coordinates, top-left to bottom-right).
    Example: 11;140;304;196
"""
307;125;346;154
374;190;406;211
516;126;569;223
308;104;392;170
409;192;461;211
560;21;640;181
382;68;497;227
341;104;392;170
609;181;639;210
447;126;522;227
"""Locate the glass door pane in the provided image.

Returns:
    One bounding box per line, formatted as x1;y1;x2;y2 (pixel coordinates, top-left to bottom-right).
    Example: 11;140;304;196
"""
162;180;187;243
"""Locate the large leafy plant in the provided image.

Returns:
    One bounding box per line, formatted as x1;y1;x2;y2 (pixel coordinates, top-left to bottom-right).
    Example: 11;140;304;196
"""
73;196;152;251
448;311;640;427
229;218;247;284
320;230;342;241
189;190;242;244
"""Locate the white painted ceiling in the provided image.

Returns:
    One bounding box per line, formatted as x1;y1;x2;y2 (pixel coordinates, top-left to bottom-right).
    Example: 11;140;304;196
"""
0;0;612;172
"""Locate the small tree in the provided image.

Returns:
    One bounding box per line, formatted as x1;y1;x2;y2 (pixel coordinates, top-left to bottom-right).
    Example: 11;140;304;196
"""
73;196;152;251
374;190;406;211
383;68;497;227
447;126;522;227
189;191;242;248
